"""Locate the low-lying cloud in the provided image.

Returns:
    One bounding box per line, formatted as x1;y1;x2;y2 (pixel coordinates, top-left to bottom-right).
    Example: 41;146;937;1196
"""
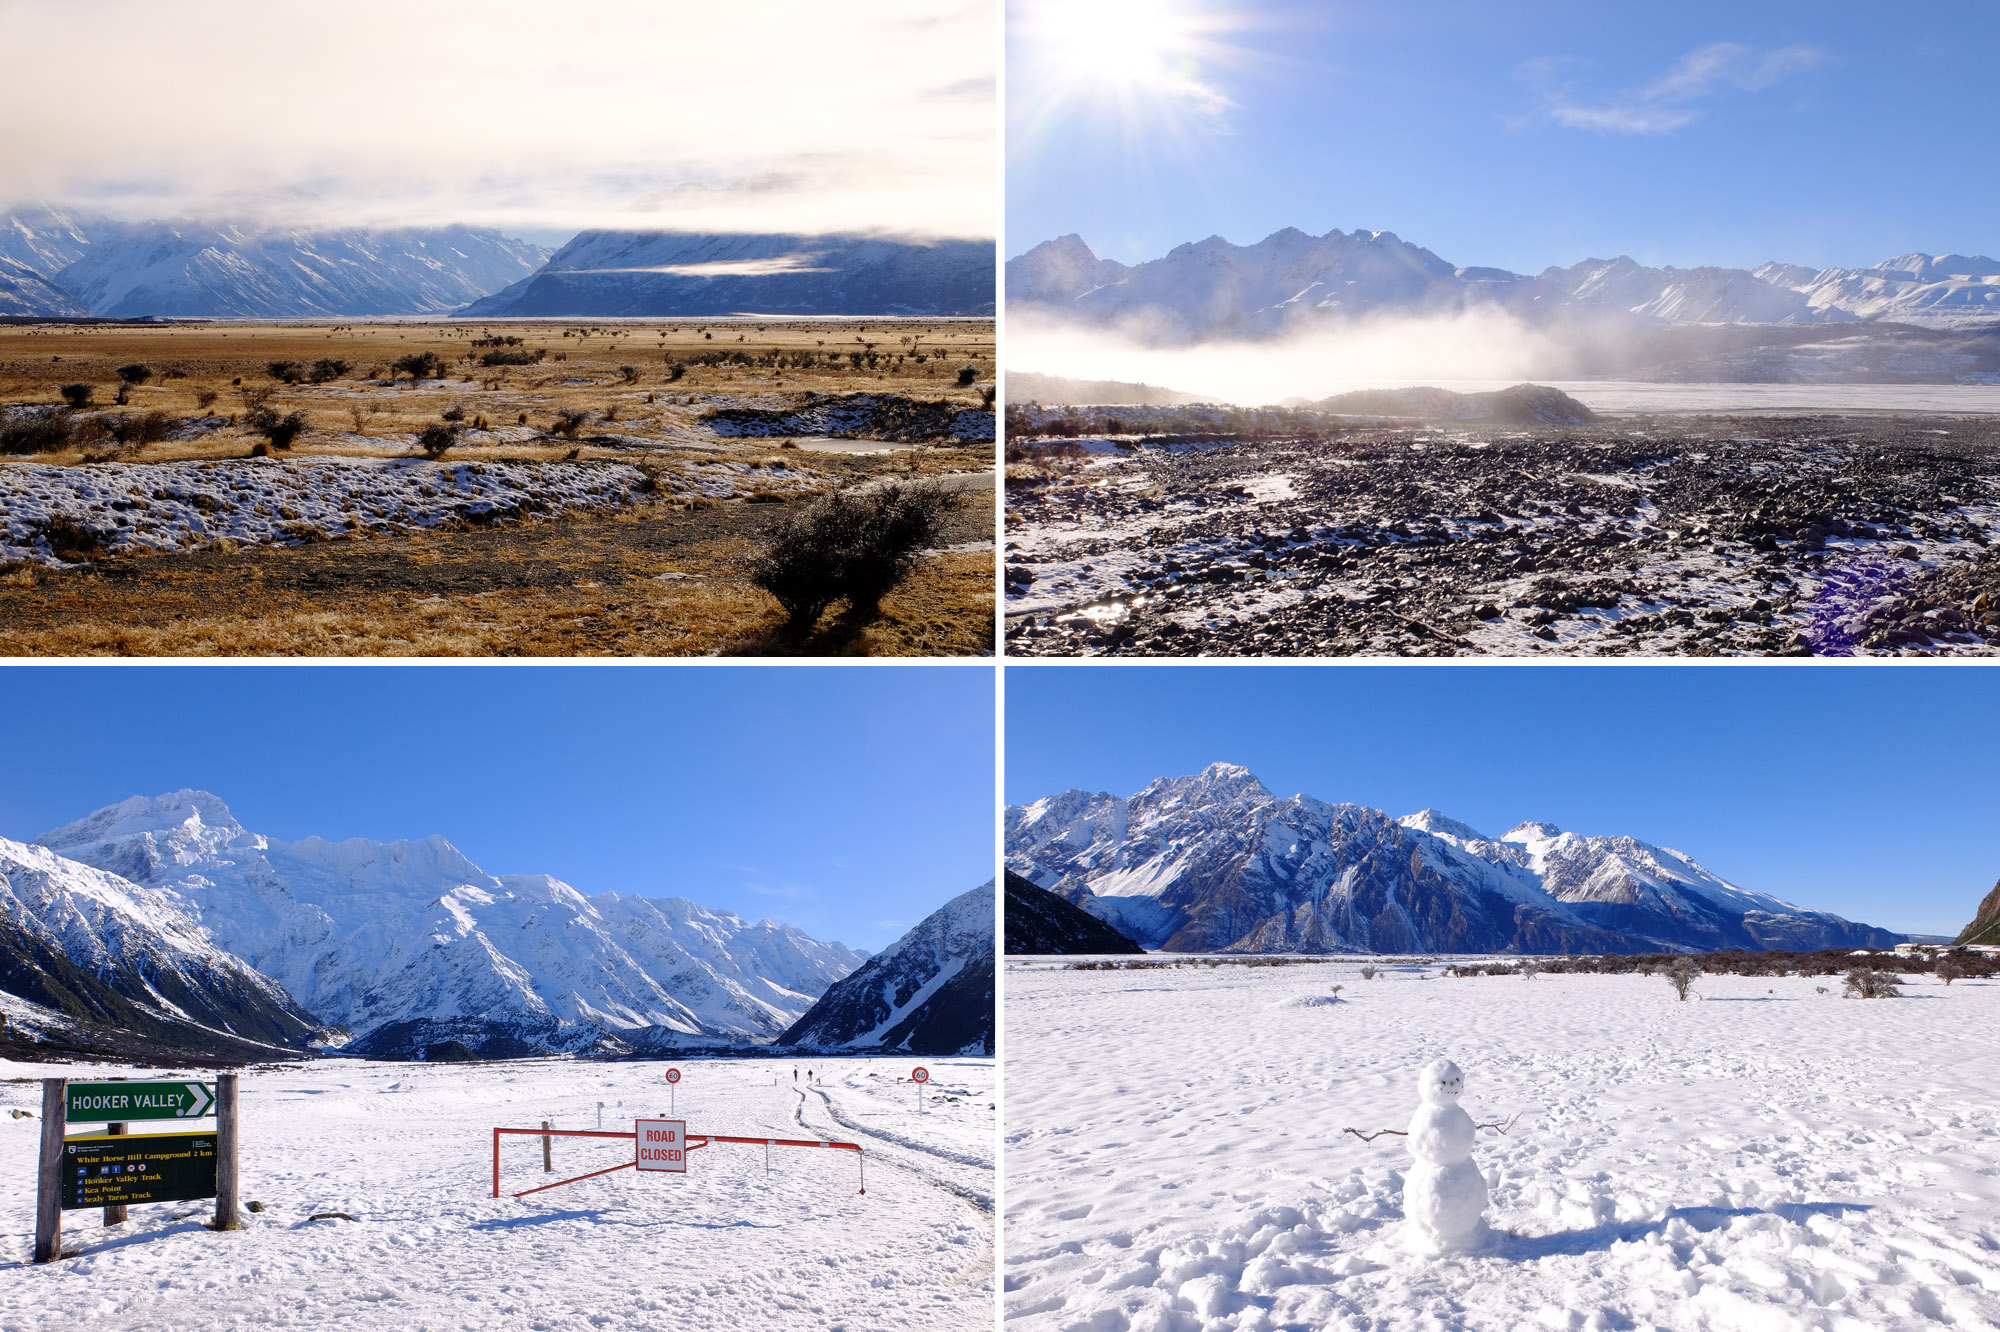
1006;307;1580;406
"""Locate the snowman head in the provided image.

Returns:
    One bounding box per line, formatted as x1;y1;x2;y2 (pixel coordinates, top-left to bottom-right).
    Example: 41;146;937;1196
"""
1417;1058;1465;1103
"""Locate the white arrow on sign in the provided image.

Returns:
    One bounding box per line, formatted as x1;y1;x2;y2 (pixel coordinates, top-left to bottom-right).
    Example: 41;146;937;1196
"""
180;1083;214;1118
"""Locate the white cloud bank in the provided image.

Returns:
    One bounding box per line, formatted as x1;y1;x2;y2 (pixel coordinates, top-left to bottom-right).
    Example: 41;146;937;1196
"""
0;0;996;238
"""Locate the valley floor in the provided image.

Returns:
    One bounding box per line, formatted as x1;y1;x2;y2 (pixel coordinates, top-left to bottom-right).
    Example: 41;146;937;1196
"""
1004;413;2000;657
0;319;996;655
1;1054;994;1331
1004;959;2000;1332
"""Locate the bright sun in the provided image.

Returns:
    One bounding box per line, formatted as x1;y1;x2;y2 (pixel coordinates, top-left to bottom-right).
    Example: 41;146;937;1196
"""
1016;0;1232;123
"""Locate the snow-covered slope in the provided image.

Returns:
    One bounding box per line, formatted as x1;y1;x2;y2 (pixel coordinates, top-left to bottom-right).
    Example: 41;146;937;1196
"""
778;881;995;1055
0;206;549;317
1005;763;1898;955
36;791;865;1054
1009;229;2000;342
0;255;85;316
462;230;995;317
0;834;322;1052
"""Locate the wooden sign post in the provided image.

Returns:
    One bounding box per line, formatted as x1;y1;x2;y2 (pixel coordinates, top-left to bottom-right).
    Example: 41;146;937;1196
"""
33;1073;239;1262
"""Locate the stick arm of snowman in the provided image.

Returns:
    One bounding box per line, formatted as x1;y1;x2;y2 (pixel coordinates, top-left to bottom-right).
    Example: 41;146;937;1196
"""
1343;1112;1521;1144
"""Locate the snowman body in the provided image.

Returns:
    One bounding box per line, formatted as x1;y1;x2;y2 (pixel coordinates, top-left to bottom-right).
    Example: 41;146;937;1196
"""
1401;1059;1490;1253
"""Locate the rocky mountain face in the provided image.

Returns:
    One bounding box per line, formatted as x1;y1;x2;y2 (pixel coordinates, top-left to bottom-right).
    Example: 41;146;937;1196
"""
778;881;994;1056
33;791;866;1057
0;205;548;317
1006;764;1901;956
461;230;995;317
1004;870;1142;955
1008;229;2000;344
1955;880;2000;946
0;834;324;1058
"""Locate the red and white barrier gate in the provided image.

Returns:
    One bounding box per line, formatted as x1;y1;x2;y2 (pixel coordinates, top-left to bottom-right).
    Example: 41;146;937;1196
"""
491;1122;865;1198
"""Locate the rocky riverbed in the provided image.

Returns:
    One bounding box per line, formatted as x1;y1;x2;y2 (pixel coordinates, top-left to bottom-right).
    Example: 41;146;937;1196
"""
1002;414;2000;656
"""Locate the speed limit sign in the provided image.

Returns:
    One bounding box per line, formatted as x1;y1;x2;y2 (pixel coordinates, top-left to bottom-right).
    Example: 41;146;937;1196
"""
911;1066;929;1113
665;1066;681;1113
911;1067;929;1084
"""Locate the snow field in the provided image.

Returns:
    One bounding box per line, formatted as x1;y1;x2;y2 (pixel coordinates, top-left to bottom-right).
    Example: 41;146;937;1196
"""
1004;961;2000;1332
0;454;827;567
0;1054;993;1331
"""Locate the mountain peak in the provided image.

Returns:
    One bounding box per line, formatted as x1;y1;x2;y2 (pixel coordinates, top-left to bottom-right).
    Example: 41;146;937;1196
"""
38;789;246;852
1399;809;1491;844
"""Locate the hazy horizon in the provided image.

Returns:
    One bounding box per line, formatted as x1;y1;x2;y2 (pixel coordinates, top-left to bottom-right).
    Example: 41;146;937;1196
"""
0;0;996;242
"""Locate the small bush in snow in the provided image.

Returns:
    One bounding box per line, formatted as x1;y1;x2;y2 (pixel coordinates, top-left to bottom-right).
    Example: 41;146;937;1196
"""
33;514;104;560
551;408;591;441
1666;957;1698;1002
1937;951;1967;985
1843;968;1900;999
245;406;309;450
1360;965;1376;980
417;423;461;458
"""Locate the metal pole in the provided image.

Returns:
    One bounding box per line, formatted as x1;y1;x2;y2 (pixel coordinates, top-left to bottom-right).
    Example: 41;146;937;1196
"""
542;1121;552;1173
34;1078;64;1263
103;1123;128;1226
213;1073;240;1231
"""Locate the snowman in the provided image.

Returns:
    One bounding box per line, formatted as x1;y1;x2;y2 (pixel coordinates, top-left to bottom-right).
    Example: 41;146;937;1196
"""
1400;1058;1490;1253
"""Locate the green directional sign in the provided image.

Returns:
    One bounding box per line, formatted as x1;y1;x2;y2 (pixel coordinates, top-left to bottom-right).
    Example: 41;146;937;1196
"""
59;1133;216;1210
65;1080;215;1123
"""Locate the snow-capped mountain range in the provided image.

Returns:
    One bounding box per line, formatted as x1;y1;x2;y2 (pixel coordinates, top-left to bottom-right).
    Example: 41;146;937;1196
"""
462;230;996;318
0;833;324;1055
1005;763;1900;956
8;790;873;1057
779;880;994;1056
1008;229;2000;340
0;204;548;318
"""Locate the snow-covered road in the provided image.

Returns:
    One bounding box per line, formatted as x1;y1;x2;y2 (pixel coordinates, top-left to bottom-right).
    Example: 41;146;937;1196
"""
1004;959;2000;1332
1;1055;992;1331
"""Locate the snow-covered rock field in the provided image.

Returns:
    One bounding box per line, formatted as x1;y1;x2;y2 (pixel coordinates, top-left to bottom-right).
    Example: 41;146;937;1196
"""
1004;959;2000;1332
0;455;825;567
2;1054;993;1330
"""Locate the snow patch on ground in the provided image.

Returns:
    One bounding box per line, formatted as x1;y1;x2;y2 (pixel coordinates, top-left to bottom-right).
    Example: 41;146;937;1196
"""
1;1055;992;1330
0;456;825;566
1005;961;2000;1332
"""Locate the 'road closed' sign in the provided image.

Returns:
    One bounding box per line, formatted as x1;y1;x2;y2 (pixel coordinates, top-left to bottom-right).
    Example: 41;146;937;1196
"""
634;1118;687;1173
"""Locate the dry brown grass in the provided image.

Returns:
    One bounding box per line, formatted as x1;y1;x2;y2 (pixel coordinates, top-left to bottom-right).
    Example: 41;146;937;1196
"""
0;483;996;657
0;319;995;466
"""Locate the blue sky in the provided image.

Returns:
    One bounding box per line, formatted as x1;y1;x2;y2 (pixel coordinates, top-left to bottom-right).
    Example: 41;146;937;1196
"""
0;666;994;951
1005;665;2000;937
1007;0;2000;271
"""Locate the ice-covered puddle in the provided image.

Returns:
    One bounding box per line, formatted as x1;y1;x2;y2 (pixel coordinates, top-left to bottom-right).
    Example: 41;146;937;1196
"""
0;455;825;566
0;1055;993;1331
1004;961;2000;1332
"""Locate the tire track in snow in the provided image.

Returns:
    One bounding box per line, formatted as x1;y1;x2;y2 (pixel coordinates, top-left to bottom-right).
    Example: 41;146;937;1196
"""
793;1089;993;1214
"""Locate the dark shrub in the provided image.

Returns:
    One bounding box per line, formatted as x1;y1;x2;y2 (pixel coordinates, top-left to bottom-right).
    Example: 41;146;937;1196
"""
115;363;152;384
34;514;105;560
0;408;73;455
665;361;687;382
750;482;957;636
245;406;309;450
551;408;591;440
58;383;93;408
267;360;305;383
1843;968;1900;999
619;364;640;383
108;411;174;447
392;351;442;382
307;357;352;383
479;349;543;367
956;366;977;387
441;405;466;422
416;423;461;458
